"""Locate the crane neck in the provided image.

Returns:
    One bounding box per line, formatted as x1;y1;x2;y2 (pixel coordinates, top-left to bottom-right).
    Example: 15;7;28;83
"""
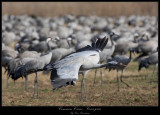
16;47;21;53
110;35;114;46
47;40;51;52
16;46;25;53
67;40;72;49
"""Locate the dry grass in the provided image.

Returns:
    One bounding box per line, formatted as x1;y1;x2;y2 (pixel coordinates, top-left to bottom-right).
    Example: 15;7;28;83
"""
2;53;158;106
2;2;158;17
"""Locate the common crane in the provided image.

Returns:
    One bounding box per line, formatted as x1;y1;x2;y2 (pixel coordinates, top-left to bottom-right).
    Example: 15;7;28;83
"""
11;37;55;97
138;52;158;83
44;37;110;100
108;48;135;91
134;38;158;61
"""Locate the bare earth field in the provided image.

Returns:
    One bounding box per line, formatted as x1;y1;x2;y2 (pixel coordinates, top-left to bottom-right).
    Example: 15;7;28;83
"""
2;2;158;17
2;53;158;106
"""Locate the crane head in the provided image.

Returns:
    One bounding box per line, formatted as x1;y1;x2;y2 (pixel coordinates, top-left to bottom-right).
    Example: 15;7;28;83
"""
134;33;139;38
108;31;120;39
43;63;53;71
15;42;21;50
138;60;149;71
54;36;60;41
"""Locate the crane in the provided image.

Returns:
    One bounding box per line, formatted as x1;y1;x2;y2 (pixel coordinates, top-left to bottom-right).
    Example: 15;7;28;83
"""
138;52;158;83
44;36;110;100
108;48;135;91
11;37;55;97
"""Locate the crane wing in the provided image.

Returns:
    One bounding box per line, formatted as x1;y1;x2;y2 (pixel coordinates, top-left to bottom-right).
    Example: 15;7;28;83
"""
45;36;109;90
50;56;84;90
48;51;99;90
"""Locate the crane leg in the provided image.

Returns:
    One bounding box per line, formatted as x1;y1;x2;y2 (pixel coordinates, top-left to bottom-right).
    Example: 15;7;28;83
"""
4;66;8;75
33;76;36;97
100;68;104;94
33;72;39;97
25;75;28;92
92;69;97;87
117;70;120;91
80;72;87;101
6;74;9;89
80;74;84;101
150;65;157;83
120;70;130;87
37;72;39;97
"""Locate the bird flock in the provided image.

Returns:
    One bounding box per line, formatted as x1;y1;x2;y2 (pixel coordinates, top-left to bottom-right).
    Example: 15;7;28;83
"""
2;14;158;100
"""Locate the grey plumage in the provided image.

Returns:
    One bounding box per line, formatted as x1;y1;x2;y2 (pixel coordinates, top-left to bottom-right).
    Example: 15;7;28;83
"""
17;51;41;59
138;52;158;82
138;52;158;71
2;47;19;74
134;39;158;61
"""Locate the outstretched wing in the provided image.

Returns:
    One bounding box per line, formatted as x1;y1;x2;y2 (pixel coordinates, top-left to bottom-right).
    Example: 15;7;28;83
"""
50;56;84;90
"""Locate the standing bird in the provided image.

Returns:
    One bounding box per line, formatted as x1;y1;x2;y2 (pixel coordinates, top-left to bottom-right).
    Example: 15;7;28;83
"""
12;37;55;97
93;32;117;87
2;49;18;74
6;44;41;89
2;43;20;74
44;37;112;100
109;48;135;91
134;38;158;61
138;52;158;83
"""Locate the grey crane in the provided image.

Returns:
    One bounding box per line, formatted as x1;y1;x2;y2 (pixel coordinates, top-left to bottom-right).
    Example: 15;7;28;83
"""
7;57;35;88
93;32;117;88
44;36;110;100
6;43;42;88
2;43;21;76
138;52;158;83
134;38;158;61
2;49;18;73
109;48;135;91
11;37;54;96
